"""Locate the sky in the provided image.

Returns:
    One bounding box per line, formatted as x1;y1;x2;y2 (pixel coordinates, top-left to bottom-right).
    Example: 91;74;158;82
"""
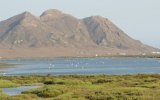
0;0;159;48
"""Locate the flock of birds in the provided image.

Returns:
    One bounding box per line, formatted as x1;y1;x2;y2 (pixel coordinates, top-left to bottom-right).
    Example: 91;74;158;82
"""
0;58;119;76
1;58;160;76
47;59;108;72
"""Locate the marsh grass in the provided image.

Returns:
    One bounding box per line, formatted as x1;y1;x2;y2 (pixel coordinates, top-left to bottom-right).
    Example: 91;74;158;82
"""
0;89;8;100
0;74;160;100
0;80;18;88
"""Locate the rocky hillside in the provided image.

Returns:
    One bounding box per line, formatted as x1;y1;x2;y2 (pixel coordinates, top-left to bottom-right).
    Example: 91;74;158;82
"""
0;9;158;58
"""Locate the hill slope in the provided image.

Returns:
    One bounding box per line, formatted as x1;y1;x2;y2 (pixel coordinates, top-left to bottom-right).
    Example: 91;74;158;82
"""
0;9;159;58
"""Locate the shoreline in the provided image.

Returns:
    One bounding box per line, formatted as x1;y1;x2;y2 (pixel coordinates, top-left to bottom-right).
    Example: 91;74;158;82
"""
0;47;159;59
0;62;17;70
0;54;160;59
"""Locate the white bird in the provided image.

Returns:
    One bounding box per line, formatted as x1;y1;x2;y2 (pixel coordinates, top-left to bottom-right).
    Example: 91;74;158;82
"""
3;73;6;76
49;64;53;69
75;64;78;68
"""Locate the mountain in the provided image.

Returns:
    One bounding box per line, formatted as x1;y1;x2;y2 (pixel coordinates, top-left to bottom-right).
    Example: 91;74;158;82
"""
0;9;159;58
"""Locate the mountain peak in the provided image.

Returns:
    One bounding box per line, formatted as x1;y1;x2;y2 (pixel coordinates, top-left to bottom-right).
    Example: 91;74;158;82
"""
90;16;104;19
21;11;34;18
40;9;64;18
84;16;108;23
14;11;38;22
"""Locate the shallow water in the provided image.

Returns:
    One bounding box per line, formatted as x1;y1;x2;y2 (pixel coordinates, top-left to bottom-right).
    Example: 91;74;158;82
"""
0;57;160;75
2;86;40;96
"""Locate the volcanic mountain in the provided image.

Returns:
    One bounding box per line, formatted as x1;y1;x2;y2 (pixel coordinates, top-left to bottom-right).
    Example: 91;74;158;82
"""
0;9;158;58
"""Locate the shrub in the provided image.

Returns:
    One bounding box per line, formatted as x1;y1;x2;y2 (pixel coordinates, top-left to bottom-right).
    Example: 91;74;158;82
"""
0;80;18;88
44;81;65;85
93;79;114;84
6;94;39;100
24;86;67;98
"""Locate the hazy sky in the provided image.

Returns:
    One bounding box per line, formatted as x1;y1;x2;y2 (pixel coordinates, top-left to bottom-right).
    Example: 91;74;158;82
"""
0;0;159;48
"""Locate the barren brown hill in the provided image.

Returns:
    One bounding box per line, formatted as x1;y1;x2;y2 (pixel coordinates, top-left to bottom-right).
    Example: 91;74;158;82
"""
0;9;159;58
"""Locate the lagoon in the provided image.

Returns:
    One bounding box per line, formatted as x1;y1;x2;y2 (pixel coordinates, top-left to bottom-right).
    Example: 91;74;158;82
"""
2;86;40;96
0;57;160;76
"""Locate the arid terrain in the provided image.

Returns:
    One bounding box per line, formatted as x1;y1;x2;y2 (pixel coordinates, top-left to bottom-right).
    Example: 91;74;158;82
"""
0;9;159;58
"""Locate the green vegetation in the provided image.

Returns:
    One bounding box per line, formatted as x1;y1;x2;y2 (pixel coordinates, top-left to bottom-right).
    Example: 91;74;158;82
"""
0;89;8;100
0;80;18;88
0;74;160;100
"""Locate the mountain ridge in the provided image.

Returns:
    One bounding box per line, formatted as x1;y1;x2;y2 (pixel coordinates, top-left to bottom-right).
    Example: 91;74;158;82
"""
0;9;159;58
